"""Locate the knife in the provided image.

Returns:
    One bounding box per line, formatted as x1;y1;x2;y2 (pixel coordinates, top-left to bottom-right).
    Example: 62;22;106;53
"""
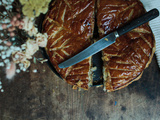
58;8;159;68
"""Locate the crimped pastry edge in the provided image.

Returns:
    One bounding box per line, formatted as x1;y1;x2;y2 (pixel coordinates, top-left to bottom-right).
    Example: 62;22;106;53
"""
44;0;155;91
101;0;156;92
105;34;156;92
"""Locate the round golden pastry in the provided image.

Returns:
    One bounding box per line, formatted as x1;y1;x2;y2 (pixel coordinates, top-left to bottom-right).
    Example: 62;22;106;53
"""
43;0;155;91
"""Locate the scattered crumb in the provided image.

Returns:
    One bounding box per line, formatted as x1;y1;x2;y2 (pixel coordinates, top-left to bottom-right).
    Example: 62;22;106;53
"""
1;89;4;92
16;69;20;73
40;59;48;64
105;38;108;41
91;66;97;72
76;80;83;87
32;69;37;73
72;85;78;90
78;88;82;91
6;61;16;79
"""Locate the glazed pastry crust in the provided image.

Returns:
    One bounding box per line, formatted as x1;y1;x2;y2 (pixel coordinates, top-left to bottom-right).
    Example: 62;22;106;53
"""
43;0;95;90
97;0;155;92
43;0;155;91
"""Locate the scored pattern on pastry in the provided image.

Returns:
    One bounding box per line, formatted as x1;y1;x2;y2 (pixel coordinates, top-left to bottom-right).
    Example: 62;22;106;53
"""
97;0;155;92
43;0;155;91
43;0;95;89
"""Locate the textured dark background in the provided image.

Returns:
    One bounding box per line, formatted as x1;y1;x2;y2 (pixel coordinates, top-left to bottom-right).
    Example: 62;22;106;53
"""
0;51;160;120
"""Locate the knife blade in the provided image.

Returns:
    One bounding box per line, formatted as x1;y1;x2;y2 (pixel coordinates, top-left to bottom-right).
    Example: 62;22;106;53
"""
59;31;118;68
58;8;159;68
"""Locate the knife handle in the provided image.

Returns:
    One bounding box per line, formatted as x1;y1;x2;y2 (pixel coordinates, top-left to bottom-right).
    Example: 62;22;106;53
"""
117;8;159;36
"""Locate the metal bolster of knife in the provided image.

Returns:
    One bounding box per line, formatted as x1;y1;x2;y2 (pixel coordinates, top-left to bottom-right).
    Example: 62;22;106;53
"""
114;31;119;38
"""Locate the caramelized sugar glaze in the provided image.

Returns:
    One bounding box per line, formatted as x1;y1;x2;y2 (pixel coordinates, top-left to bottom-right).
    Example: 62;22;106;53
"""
43;0;155;91
43;0;95;90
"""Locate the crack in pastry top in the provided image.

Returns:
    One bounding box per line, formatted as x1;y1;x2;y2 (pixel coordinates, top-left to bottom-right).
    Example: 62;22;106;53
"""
43;0;155;91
